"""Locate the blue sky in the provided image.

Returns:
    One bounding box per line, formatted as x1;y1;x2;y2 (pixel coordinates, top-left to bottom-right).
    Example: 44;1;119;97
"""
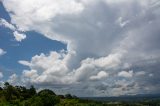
0;0;160;97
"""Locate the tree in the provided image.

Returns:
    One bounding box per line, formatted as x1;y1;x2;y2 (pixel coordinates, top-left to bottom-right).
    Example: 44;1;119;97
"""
65;94;73;99
24;96;43;106
72;95;78;99
38;89;56;96
4;82;19;101
38;89;59;106
29;85;36;96
0;87;3;91
4;82;9;89
58;95;65;99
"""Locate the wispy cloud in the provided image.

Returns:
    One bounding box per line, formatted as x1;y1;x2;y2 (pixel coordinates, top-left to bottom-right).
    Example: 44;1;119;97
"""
0;18;27;42
0;18;15;30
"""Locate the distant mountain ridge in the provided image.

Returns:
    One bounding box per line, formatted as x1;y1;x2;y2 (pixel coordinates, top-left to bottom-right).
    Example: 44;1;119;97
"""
80;94;160;102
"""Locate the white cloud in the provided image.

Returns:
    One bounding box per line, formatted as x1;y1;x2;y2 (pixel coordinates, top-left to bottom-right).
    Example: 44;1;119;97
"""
149;73;153;77
7;74;18;84
116;17;130;27
0;48;6;56
118;70;133;78
13;31;26;42
19;51;121;85
73;52;124;82
135;71;146;76
20;51;71;84
0;18;27;42
0;18;15;30
0;72;3;79
23;70;39;83
90;71;109;80
18;60;31;66
2;0;84;31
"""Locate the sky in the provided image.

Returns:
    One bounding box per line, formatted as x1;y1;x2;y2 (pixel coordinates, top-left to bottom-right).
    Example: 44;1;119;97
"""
0;0;160;97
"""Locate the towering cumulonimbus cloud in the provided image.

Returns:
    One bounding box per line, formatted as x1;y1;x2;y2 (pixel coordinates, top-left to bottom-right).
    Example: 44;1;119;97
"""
2;0;160;96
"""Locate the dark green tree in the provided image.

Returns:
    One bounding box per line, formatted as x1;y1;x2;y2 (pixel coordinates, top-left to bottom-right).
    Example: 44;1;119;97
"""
0;87;3;91
65;94;73;99
4;82;9;89
38;89;56;96
24;96;43;106
29;85;36;96
38;89;59;106
3;82;19;101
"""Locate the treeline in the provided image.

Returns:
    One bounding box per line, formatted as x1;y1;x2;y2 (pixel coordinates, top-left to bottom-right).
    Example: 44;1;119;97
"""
1;82;160;106
0;82;79;106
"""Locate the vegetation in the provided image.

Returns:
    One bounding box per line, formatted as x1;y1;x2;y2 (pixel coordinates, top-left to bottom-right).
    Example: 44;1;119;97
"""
0;82;160;106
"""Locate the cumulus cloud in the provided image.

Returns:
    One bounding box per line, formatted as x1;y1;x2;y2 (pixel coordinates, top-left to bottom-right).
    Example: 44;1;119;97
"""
118;70;133;78
2;0;160;96
7;74;18;85
13;31;26;42
20;51;71;85
0;48;6;56
90;71;109;80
